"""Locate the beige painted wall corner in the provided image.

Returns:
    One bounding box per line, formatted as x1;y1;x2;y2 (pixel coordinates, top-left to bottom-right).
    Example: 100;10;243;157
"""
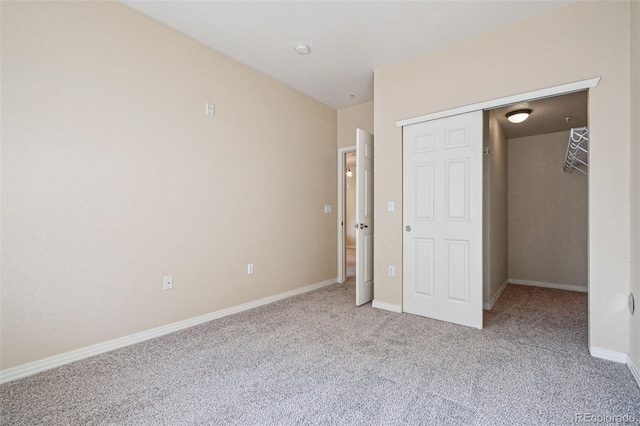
1;1;337;370
628;0;640;380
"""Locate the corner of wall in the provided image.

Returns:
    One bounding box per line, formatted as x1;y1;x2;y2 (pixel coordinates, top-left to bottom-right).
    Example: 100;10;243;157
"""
628;0;640;381
337;101;374;149
1;1;338;371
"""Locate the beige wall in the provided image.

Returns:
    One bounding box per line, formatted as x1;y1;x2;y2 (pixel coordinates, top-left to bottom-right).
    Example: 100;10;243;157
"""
337;101;373;149
508;131;588;288
484;111;508;305
629;0;640;373
374;1;631;353
1;2;337;370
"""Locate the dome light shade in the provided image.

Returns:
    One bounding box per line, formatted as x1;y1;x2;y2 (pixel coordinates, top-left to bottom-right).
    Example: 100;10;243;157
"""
506;109;532;124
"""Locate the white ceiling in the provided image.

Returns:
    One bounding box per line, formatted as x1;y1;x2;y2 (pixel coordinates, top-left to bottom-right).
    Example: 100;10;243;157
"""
122;1;572;110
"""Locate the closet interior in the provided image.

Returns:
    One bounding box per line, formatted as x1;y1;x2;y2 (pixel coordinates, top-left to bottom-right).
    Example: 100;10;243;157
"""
564;127;589;175
482;91;589;309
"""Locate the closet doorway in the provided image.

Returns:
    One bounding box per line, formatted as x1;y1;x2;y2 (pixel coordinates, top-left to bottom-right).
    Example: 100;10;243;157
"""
483;90;589;309
398;78;597;330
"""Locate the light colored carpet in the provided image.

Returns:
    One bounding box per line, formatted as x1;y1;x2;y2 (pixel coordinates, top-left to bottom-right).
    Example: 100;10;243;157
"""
1;283;639;425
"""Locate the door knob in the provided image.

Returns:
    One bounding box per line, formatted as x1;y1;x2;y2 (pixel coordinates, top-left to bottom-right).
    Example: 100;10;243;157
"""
359;223;369;229
406;226;411;232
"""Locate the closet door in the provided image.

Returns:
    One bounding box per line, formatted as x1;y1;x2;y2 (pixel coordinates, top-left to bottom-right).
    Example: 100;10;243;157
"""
402;111;483;329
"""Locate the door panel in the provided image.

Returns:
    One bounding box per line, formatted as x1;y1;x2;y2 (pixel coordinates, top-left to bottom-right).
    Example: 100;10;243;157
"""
403;111;482;329
415;163;434;219
445;239;469;302
356;129;374;306
445;158;469;220
414;238;434;296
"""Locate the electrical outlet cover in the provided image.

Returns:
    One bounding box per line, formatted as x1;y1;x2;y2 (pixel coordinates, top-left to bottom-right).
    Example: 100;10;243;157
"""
163;275;173;290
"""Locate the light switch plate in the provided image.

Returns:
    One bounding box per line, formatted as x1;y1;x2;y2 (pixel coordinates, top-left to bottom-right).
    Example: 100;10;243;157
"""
205;103;215;118
324;205;332;213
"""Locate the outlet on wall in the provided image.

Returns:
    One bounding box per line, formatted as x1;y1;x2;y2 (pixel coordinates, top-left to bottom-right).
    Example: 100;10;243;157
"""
247;263;254;275
388;265;395;277
163;275;173;290
205;103;215;118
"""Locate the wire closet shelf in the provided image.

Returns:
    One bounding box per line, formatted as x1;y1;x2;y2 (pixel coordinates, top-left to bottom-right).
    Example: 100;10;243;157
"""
564;127;589;176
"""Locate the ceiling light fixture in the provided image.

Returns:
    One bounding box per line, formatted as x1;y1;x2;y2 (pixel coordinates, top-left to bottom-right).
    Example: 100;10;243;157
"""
295;44;310;55
346;168;353;177
506;109;532;124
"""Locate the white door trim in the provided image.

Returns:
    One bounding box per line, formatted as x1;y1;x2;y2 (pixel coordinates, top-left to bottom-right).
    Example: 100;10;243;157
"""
337;145;356;283
396;77;600;127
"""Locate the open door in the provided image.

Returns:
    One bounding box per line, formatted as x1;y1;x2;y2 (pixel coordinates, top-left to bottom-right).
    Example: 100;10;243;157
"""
355;129;374;306
402;111;483;328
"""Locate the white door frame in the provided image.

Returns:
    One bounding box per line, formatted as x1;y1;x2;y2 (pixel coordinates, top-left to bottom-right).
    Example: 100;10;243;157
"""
397;78;599;127
397;76;600;311
337;145;356;283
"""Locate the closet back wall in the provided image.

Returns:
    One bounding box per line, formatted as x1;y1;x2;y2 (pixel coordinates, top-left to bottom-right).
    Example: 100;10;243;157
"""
507;131;588;290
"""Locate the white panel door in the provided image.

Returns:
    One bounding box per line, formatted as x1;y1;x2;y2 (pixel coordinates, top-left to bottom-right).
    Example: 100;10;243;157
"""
402;111;483;328
356;129;374;306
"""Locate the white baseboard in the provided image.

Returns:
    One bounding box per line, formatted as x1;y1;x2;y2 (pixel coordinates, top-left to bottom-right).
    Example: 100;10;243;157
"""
590;346;627;363
509;279;588;293
483;279;509;310
628;355;640;389
372;300;402;313
0;278;337;385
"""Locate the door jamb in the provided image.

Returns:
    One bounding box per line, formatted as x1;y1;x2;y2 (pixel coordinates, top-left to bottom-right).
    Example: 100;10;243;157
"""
396;77;600;127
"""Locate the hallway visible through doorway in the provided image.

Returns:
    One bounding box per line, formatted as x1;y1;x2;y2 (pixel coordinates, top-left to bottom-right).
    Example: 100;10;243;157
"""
346;247;355;284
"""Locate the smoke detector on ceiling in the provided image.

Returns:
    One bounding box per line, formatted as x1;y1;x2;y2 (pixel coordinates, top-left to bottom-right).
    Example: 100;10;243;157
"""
295;44;310;55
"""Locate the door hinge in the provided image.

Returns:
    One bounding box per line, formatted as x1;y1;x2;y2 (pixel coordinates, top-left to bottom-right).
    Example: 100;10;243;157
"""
483;147;491;154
